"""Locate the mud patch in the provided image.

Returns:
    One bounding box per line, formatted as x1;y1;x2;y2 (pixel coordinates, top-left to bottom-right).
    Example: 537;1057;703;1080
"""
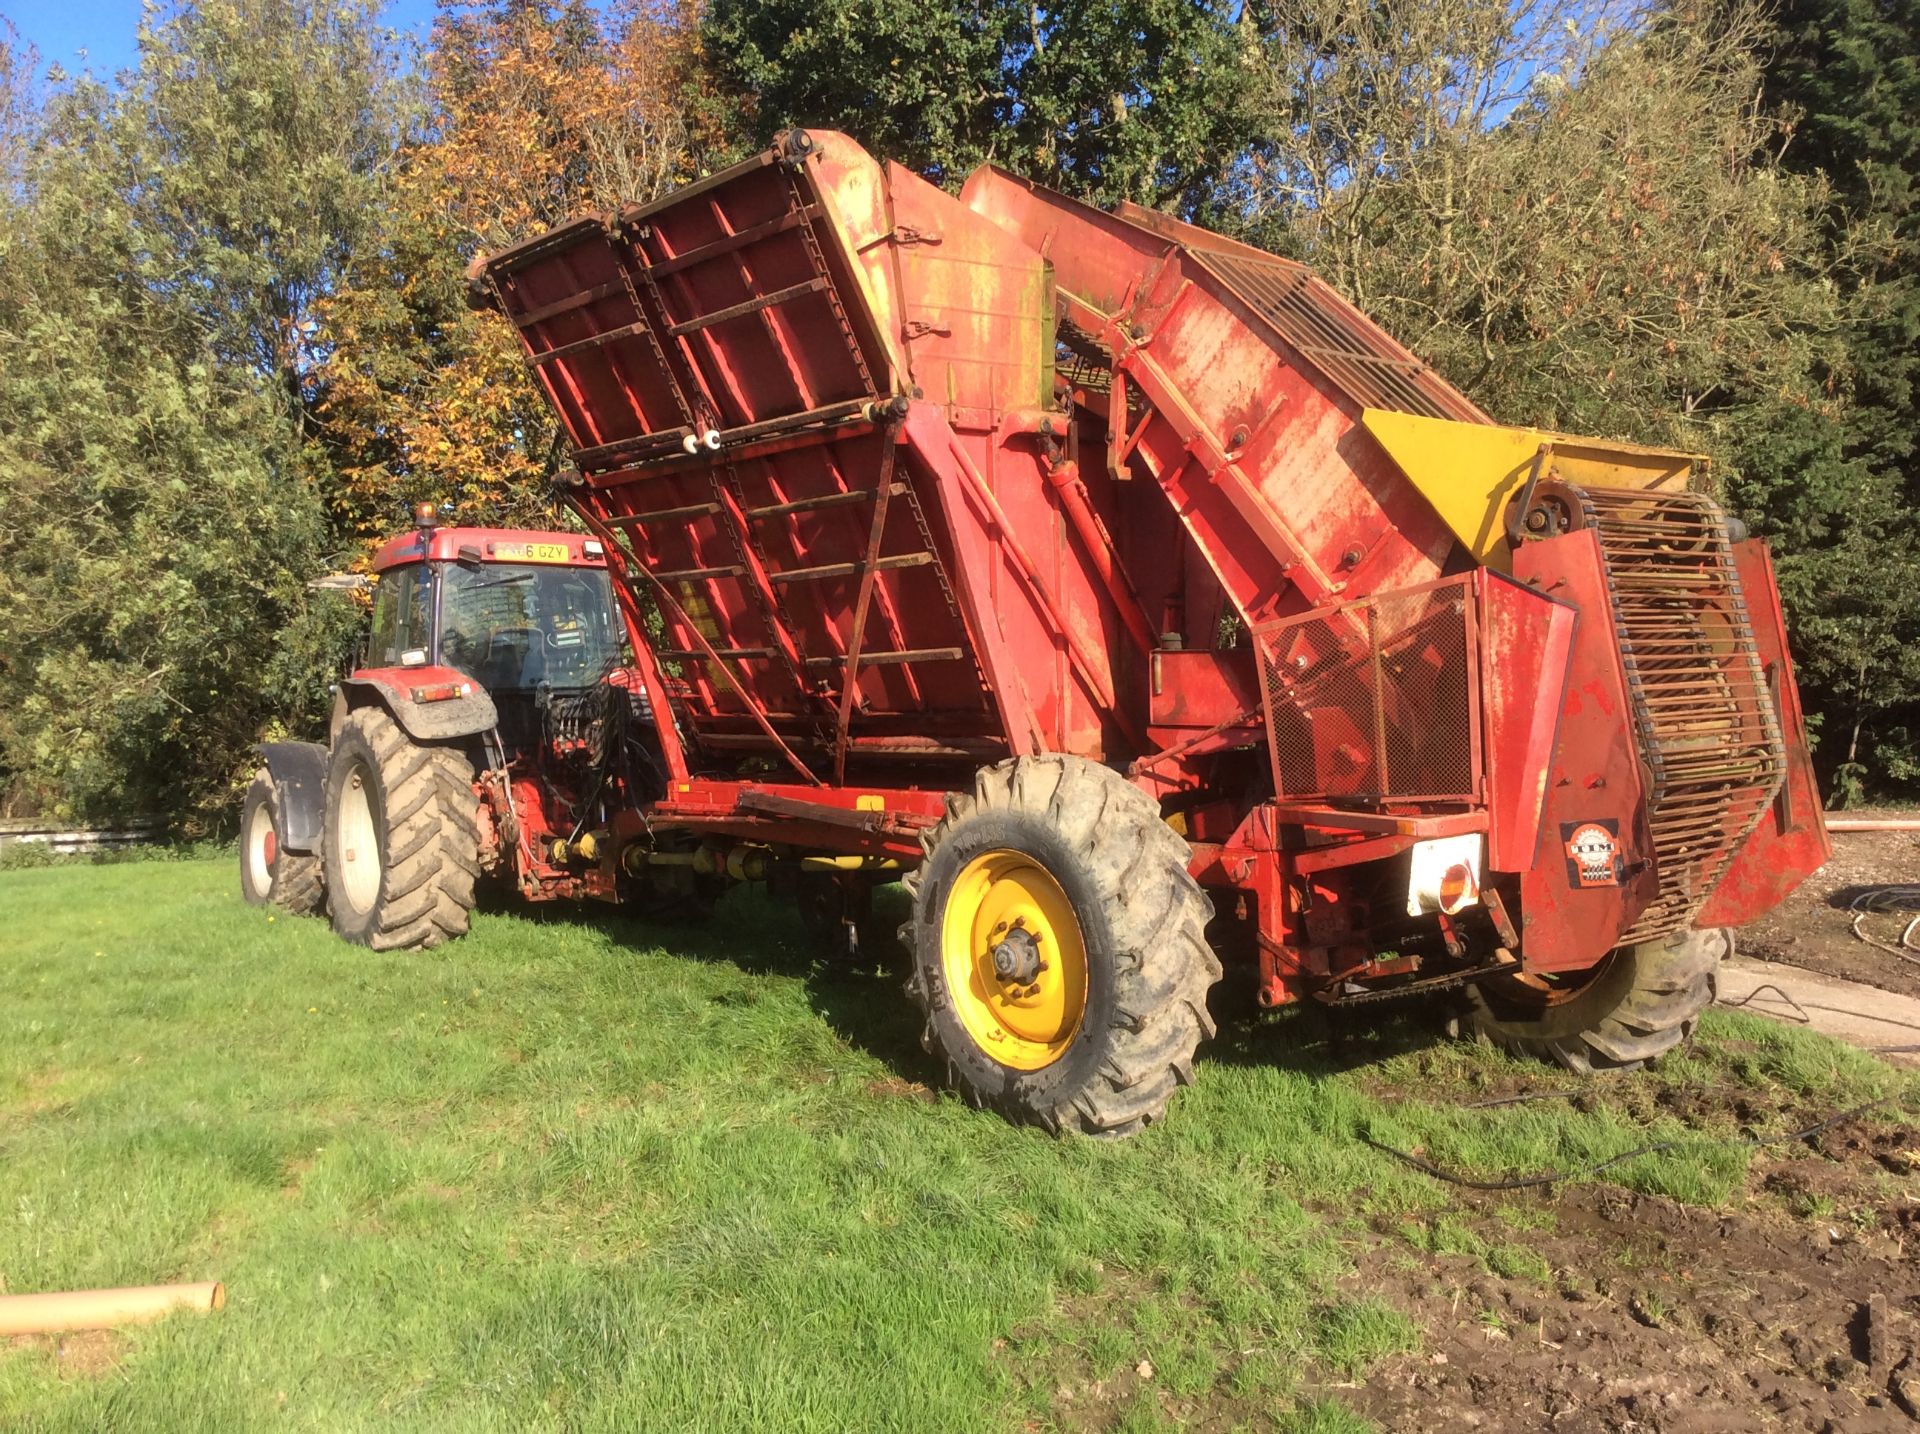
4;1329;128;1380
1741;824;1920;1000
1353;1138;1920;1431
866;1076;934;1102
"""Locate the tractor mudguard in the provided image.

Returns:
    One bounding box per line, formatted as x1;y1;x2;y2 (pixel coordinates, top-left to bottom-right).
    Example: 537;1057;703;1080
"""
336;669;500;743
256;740;329;854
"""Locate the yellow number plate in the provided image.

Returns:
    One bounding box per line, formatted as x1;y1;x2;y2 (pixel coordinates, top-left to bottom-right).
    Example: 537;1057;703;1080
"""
494;542;571;563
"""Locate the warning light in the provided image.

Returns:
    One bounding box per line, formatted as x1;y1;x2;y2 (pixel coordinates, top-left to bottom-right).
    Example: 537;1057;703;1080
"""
1438;862;1477;914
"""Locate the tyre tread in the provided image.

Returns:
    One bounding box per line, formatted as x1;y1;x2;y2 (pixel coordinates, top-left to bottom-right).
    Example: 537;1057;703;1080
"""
905;755;1218;1136
325;709;480;951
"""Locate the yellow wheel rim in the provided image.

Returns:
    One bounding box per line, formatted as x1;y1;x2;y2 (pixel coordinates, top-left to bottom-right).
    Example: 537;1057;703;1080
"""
940;848;1089;1071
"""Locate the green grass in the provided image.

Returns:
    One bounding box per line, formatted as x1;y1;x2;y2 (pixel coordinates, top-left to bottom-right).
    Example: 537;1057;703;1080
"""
0;859;1911;1431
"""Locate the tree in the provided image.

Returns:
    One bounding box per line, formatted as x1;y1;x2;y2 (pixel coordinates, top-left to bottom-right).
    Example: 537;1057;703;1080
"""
310;0;717;543
0;8;388;827
1763;0;1920;794
1768;0;1919;481
130;0;415;429
702;0;1248;209
702;0;1018;183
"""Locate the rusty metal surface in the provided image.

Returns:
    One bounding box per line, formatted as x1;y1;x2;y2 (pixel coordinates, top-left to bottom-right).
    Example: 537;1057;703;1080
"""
1189;250;1486;425
1511;528;1661;970
1478;572;1579;874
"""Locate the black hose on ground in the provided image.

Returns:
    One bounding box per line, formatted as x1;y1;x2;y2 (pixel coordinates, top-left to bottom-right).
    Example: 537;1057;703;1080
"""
1358;1097;1892;1192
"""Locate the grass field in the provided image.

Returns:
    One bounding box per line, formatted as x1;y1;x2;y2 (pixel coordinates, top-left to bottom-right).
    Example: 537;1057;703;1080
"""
1;858;1911;1431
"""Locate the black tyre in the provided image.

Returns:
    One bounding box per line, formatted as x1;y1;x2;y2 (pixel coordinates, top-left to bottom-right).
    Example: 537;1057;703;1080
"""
1463;926;1730;1073
903;754;1218;1136
239;768;325;916
322;708;480;950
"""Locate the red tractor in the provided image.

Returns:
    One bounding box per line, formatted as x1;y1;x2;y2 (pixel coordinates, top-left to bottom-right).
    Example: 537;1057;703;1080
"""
239;508;671;945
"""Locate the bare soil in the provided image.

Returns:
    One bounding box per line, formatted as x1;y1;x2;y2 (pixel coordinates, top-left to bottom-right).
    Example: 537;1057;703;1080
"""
1739;823;1920;998
1354;1118;1920;1432
2;1329;126;1381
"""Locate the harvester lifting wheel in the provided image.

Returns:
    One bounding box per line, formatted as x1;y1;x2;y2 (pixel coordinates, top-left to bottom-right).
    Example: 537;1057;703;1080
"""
322;708;480;950
1462;927;1730;1073
904;755;1219;1136
239;768;324;915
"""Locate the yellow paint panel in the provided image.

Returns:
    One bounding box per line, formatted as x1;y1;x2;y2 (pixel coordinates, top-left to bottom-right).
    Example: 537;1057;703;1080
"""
1362;409;1703;564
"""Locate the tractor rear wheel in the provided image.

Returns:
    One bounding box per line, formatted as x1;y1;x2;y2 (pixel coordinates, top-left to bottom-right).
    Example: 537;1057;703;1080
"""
322;708;480;950
904;755;1218;1136
1462;926;1729;1073
239;768;324;915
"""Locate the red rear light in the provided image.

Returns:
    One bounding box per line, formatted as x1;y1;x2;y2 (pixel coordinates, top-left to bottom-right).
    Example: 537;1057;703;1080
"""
1438;862;1476;914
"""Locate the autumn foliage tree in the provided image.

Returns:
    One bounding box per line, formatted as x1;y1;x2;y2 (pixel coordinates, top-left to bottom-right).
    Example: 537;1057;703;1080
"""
311;0;719;544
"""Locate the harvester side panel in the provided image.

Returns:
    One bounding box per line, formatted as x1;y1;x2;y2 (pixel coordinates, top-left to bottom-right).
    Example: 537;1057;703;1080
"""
1512;529;1660;970
1695;538;1834;927
480;134;1140;776
477;131;1830;1000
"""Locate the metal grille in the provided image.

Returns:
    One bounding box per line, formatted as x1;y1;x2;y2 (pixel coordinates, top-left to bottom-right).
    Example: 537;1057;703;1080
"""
1572;487;1787;943
1253;577;1477;802
1194;252;1490;426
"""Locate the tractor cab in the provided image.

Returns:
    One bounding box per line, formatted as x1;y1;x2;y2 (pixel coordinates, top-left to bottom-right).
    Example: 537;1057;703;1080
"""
366;519;627;696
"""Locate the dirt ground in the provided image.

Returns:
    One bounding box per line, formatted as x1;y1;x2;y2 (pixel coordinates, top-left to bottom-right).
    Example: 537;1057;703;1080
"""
1737;822;1920;998
1346;828;1920;1432
1354;1110;1920;1432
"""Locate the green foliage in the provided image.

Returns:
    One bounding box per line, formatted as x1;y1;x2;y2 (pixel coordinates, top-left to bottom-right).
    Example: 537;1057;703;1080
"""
1762;0;1920;793
130;0;417;415
1769;0;1919;480
702;0;1249;207
703;0;1016;182
0;4;400;828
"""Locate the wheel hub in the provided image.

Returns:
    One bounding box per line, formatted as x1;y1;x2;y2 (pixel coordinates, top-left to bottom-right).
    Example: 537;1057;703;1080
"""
939;849;1089;1070
989;924;1044;986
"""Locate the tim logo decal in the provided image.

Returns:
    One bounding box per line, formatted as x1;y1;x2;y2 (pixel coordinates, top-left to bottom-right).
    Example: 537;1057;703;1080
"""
1562;819;1622;889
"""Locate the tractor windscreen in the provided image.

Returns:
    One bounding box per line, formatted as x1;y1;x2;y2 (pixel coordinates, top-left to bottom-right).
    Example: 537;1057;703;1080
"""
437;563;624;691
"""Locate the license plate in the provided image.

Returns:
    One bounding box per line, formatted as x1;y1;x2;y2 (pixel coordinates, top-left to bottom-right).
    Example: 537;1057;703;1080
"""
493;542;571;562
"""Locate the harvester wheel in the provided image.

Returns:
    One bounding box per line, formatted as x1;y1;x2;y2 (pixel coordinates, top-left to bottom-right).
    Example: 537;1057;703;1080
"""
1462;927;1730;1073
239;768;324;915
322;708;480;951
903;755;1218;1136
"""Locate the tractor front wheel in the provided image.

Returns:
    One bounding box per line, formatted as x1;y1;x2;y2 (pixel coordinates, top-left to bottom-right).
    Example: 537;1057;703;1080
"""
322;708;480;950
904;755;1218;1136
1462;926;1729;1073
239;768;324;915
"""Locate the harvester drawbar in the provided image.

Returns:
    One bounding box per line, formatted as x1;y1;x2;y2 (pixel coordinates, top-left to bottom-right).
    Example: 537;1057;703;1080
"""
467;128;1832;1134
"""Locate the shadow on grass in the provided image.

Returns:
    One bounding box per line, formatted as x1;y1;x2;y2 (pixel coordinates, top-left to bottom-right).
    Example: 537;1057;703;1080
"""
512;881;1461;1091
1207;998;1453;1080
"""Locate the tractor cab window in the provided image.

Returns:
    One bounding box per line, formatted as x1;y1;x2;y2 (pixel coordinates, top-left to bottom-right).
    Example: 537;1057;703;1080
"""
367;563;432;667
437;563;624;691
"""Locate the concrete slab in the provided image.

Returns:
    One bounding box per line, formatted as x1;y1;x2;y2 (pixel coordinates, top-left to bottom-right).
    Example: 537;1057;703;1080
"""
1718;956;1920;1064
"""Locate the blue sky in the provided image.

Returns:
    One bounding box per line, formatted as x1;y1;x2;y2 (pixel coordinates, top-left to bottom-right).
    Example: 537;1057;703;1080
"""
4;0;440;78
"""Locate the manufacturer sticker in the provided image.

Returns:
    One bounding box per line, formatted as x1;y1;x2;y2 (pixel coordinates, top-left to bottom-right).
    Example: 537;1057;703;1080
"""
1562;819;1622;889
